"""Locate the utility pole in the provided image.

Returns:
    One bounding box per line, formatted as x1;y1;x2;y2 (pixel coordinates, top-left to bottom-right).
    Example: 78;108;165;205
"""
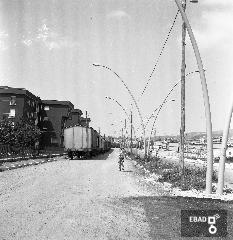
121;128;123;148
175;0;213;194
124;119;126;148
180;0;186;175
85;111;88;127
85;111;89;153
130;111;133;154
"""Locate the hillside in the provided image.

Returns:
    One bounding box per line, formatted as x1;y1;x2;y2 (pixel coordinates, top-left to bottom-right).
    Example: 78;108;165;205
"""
154;129;233;141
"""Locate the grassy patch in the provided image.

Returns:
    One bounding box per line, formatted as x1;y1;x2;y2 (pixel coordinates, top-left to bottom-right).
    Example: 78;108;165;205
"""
129;153;218;191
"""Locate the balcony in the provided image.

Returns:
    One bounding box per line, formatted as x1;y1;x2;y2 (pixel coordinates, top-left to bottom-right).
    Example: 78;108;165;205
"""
9;100;16;106
2;113;15;119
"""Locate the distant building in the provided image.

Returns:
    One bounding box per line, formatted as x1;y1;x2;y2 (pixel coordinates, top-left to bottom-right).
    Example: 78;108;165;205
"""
65;109;83;128
80;116;91;127
40;100;74;149
0;86;42;126
199;137;206;144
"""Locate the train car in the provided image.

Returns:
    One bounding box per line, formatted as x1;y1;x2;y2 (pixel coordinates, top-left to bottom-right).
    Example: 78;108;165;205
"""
103;139;108;152
103;138;112;152
99;136;104;153
64;125;92;159
64;125;111;159
90;128;99;156
106;140;111;151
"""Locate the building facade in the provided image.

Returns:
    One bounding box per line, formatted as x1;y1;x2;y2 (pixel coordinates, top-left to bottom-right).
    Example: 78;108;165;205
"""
0;86;42;126
0;86;91;151
40;100;74;149
80;116;91;127
65;109;83;128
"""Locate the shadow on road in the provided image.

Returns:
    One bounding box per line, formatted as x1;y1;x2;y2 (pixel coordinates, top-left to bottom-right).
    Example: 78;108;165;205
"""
115;195;233;240
70;149;114;161
90;149;114;161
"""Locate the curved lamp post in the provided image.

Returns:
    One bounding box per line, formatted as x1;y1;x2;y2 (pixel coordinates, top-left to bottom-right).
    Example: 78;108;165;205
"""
135;70;200;155
146;70;200;159
105;96;136;150
105;96;136;135
174;0;213;194
146;99;176;130
147;99;175;156
105;96;129;119
93;63;147;156
217;97;233;195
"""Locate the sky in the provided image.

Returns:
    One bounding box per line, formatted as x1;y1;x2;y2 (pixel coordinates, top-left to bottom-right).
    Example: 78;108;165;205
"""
0;0;232;137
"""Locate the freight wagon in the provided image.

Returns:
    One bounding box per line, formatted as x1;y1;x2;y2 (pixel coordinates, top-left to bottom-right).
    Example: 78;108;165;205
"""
64;125;111;159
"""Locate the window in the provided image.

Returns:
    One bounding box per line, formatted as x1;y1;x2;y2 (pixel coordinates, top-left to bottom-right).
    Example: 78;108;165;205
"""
35;118;38;125
51;137;58;144
3;113;8;120
43;116;49;121
44;106;50;111
9;96;16;105
36;104;39;112
9;109;15;118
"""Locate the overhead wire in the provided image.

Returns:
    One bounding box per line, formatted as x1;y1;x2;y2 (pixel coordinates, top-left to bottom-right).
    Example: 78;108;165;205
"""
138;10;180;101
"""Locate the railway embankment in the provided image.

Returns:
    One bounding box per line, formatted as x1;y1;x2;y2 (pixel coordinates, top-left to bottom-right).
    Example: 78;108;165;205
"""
0;154;66;172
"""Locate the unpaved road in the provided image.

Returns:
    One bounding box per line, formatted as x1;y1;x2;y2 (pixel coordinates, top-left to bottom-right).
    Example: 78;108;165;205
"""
0;148;233;240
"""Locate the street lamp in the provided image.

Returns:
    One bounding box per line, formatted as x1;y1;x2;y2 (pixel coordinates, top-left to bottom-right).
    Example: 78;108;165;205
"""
145;99;176;130
146;69;200;159
147;99;176;156
174;0;213;194
217;97;233;195
105;96;136;153
93;63;147;157
105;96;136;136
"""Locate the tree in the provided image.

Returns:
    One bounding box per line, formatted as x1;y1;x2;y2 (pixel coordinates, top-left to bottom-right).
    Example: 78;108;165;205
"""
0;118;41;154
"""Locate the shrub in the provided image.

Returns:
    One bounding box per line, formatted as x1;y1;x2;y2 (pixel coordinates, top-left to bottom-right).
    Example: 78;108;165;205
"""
132;153;218;191
157;164;218;191
0;118;41;155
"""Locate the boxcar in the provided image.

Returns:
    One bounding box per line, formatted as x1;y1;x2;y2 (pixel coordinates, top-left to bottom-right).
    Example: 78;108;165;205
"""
64;125;111;159
64;125;92;159
91;128;99;156
99;136;104;153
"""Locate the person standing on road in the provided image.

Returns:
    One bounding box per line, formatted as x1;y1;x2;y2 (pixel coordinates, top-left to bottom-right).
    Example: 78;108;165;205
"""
118;150;125;171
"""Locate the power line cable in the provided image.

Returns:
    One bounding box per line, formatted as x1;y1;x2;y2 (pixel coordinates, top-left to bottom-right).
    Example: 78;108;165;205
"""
139;10;180;100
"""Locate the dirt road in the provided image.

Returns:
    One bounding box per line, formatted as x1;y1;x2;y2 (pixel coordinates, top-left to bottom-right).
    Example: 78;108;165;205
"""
0;148;233;240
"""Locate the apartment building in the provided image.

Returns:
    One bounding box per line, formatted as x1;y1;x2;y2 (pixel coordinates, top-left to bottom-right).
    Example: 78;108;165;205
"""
0;86;90;151
40;100;74;149
0;86;42;126
65;109;83;128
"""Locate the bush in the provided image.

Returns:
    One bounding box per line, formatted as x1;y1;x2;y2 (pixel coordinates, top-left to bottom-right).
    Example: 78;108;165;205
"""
157;165;218;191
0;118;41;155
132;153;218;191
